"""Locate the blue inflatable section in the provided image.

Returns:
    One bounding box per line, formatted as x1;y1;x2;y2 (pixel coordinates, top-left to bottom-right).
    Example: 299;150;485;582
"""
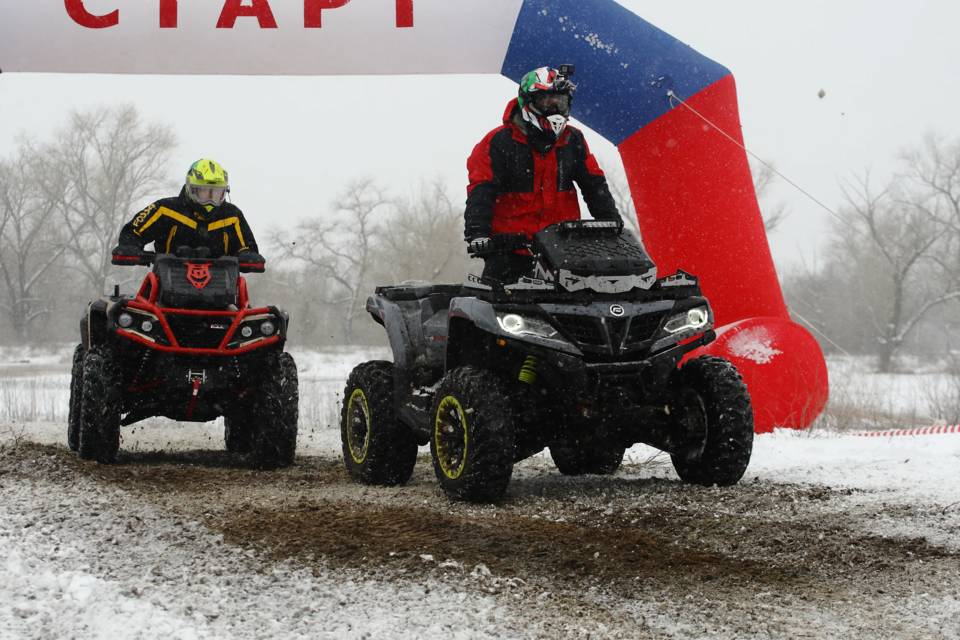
501;0;730;145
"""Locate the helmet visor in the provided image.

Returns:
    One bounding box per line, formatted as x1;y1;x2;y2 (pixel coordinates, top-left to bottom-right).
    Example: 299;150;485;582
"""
532;92;571;116
188;185;228;206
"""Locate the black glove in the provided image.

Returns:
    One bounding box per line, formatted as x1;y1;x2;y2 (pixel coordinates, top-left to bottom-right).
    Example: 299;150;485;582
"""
111;245;153;266
238;250;266;272
467;235;529;257
467;237;491;256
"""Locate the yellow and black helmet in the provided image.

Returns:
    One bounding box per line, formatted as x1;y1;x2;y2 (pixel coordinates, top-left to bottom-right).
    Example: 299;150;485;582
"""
185;159;229;208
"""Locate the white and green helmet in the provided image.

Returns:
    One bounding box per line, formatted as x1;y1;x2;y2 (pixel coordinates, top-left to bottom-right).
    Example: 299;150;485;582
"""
518;66;576;137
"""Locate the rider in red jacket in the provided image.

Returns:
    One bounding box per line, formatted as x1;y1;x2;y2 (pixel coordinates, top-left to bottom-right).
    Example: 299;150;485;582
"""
465;65;623;281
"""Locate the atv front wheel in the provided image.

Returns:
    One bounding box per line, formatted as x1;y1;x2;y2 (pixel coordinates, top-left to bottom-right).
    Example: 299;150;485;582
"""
340;361;418;486
67;344;84;452
669;356;753;486
224;417;255;455
430;366;515;503
250;351;299;469
549;435;625;476
78;346;121;463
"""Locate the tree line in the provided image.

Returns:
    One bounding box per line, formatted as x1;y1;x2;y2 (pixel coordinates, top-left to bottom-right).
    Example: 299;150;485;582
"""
2;104;959;373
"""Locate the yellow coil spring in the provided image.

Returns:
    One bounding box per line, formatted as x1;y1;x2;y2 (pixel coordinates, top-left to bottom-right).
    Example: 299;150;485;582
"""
518;356;538;385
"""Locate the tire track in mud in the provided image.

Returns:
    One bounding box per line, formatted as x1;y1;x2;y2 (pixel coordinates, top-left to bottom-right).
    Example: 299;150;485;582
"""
44;446;957;582
8;443;960;637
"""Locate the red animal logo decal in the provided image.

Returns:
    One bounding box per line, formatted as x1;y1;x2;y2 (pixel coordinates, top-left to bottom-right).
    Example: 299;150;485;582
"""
186;262;212;290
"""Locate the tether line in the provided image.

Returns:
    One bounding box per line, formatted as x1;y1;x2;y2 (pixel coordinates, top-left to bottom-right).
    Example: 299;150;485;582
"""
666;89;845;225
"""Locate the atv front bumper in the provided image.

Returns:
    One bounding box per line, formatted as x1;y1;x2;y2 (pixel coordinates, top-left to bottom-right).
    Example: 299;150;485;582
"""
513;329;715;407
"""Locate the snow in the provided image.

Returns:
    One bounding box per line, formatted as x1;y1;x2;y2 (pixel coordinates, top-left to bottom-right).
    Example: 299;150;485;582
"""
0;470;525;640
2;347;960;638
726;326;783;365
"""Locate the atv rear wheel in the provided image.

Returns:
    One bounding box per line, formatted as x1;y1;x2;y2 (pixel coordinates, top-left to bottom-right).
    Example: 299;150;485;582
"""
669;356;753;486
249;351;299;469
549;435;625;476
78;346;121;463
67;344;84;452
340;361;418;486
430;366;514;503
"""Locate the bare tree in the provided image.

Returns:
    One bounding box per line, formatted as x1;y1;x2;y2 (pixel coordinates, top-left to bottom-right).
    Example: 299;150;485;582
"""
272;179;390;343
375;179;470;283
835;173;960;372
750;160;789;233
0;151;67;341
33;105;176;296
902;135;960;289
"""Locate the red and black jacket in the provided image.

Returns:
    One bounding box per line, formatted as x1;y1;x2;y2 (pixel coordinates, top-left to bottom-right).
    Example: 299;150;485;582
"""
465;99;622;240
119;187;259;258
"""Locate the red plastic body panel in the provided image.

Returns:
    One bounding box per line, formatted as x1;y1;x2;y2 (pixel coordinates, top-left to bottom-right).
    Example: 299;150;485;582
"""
620;75;829;431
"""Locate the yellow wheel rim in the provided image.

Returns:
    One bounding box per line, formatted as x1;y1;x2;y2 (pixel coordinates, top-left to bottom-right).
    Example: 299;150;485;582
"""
435;395;469;480
346;388;371;464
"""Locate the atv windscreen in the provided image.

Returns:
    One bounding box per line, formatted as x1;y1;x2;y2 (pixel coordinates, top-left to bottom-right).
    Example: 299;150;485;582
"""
154;255;239;309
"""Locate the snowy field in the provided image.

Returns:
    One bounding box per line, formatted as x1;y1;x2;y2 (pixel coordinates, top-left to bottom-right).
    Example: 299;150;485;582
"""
1;345;959;638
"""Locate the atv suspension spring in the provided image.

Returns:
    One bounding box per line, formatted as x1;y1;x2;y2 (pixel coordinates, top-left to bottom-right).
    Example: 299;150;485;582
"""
518;356;538;385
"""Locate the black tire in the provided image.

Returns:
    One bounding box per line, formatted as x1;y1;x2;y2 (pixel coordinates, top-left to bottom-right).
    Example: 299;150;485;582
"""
224;416;255;455
249;351;299;469
67;344;84;452
670;356;753;486
340;361;418;486
430;366;514;503
549;435;625;476
78;346;121;463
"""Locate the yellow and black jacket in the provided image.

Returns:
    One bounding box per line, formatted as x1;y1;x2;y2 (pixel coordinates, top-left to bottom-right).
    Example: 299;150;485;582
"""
119;187;258;257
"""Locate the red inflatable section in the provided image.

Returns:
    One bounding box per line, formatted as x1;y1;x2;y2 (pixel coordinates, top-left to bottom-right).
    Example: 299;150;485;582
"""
618;75;829;432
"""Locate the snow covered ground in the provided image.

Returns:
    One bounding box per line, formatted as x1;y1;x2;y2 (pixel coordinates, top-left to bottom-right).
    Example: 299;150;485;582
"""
1;346;959;638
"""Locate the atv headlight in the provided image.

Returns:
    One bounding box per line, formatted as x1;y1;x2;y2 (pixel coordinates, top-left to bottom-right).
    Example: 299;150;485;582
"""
141;320;154;333
496;313;558;339
117;313;133;328
240;325;254;338
260;321;276;336
663;306;710;334
498;314;525;334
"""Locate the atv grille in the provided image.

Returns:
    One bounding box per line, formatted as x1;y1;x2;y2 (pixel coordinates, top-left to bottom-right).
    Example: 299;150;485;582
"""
166;316;227;349
553;314;605;346
626;314;665;344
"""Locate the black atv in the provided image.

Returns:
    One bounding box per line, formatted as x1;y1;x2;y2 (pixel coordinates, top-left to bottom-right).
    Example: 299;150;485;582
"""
341;221;753;502
67;246;298;468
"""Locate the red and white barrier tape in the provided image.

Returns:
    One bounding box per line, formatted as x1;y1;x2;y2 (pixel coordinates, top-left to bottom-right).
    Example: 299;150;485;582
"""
855;424;960;438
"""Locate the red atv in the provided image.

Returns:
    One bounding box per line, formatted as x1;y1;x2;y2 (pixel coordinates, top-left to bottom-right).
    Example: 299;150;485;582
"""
67;246;298;468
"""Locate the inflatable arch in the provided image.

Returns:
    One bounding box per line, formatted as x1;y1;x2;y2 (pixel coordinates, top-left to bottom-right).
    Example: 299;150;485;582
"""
0;0;828;432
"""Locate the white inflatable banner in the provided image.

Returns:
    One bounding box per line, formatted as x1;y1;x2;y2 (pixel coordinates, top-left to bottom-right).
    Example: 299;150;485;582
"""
0;0;524;75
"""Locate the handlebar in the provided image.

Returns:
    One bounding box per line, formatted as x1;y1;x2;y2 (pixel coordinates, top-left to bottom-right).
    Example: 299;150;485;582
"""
112;249;156;266
467;234;531;258
111;246;265;273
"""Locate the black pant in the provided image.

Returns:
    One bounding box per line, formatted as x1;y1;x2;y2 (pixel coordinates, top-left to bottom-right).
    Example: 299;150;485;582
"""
481;253;534;284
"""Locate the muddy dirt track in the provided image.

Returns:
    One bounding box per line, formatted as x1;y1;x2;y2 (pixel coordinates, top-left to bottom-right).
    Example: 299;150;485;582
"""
3;442;959;638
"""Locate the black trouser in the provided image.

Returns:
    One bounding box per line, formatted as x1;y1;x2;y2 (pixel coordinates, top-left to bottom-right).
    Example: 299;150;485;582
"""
481;253;534;284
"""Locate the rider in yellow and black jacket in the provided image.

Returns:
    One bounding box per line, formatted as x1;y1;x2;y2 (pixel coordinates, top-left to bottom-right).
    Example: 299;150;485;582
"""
117;159;262;261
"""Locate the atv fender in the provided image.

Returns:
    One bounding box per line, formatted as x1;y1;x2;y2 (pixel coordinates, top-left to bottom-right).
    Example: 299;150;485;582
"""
366;292;452;410
83;300;110;350
446;298;500;370
366;294;415;377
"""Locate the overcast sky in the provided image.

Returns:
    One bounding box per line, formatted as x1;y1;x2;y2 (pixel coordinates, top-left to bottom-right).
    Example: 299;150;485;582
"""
1;0;957;272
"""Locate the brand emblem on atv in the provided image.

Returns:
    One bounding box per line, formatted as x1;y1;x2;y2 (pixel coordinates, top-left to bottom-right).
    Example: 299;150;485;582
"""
186;263;212;290
609;304;626;317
